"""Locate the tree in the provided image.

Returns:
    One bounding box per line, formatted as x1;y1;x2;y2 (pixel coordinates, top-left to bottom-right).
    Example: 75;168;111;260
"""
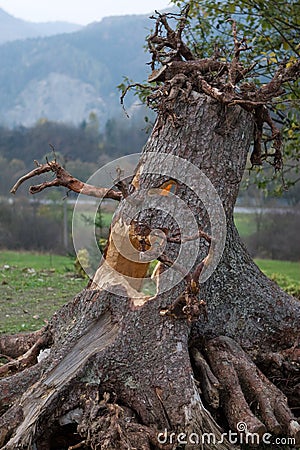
1;5;300;450
173;0;300;195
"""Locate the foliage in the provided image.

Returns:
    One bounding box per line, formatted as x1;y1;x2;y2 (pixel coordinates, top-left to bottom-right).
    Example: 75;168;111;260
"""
173;1;299;58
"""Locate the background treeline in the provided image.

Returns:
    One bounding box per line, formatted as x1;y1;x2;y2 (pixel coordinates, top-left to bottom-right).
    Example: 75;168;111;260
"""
0;112;150;196
0;114;299;261
0;113;151;254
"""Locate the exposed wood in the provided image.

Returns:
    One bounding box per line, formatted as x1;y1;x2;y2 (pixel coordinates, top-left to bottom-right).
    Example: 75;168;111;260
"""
1;313;119;449
92;217;150;293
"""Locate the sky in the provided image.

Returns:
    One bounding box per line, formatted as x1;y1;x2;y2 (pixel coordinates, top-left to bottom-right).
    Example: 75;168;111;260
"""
0;0;172;25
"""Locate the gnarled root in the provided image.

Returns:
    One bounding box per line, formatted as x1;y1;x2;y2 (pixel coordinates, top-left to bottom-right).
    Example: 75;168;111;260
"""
204;336;300;444
191;347;220;409
0;328;45;360
78;392;171;450
0;329;52;378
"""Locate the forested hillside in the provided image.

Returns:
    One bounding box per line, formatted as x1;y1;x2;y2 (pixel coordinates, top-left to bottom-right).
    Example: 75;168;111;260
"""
0;13;155;127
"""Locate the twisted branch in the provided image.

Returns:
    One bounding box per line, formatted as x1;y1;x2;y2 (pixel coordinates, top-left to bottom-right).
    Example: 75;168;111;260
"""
11;160;122;200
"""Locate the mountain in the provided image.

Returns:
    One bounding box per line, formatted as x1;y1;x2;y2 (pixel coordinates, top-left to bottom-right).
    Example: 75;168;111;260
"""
0;12;158;128
0;8;82;44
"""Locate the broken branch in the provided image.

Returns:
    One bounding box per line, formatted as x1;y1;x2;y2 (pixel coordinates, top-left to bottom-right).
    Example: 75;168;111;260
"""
10;160;122;201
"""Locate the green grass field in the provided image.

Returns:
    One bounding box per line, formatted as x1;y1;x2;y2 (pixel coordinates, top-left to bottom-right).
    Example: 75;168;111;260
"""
0;250;299;334
254;258;299;284
0;251;87;334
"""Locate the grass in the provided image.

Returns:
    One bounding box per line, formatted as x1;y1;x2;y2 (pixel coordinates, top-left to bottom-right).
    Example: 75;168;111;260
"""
254;258;300;284
234;213;257;237
0;251;87;334
0;246;299;334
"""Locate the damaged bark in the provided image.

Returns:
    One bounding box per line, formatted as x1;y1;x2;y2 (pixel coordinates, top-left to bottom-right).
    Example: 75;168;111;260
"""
1;7;300;450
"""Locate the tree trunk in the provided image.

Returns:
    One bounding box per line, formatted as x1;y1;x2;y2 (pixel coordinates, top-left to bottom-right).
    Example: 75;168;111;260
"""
0;94;299;450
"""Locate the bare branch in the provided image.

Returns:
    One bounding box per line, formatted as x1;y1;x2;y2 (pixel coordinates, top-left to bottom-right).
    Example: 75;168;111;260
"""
11;160;122;201
157;253;192;285
147;5;194;71
257;59;300;101
10;162;53;194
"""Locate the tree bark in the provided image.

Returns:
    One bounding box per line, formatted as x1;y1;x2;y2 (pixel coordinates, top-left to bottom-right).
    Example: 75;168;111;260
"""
1;94;299;449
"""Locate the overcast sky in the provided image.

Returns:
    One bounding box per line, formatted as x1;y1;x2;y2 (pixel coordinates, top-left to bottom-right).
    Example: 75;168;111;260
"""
0;0;172;25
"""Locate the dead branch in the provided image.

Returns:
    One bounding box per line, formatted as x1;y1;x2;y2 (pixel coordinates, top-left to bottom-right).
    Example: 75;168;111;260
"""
148;59;228;83
10;162;53;194
227;19;250;88
114;167;129;198
157;253;191;283
257;59;300;101
158;253;208;323
147;5;194;70
167;227;212;244
11;160;122;200
0;328;45;359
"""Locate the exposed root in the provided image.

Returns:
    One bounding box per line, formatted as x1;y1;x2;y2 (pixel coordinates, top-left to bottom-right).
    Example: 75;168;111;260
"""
255;343;300;410
0;328;45;359
205;336;300;443
191;347;220;409
78;392;171;450
0;330;52;378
